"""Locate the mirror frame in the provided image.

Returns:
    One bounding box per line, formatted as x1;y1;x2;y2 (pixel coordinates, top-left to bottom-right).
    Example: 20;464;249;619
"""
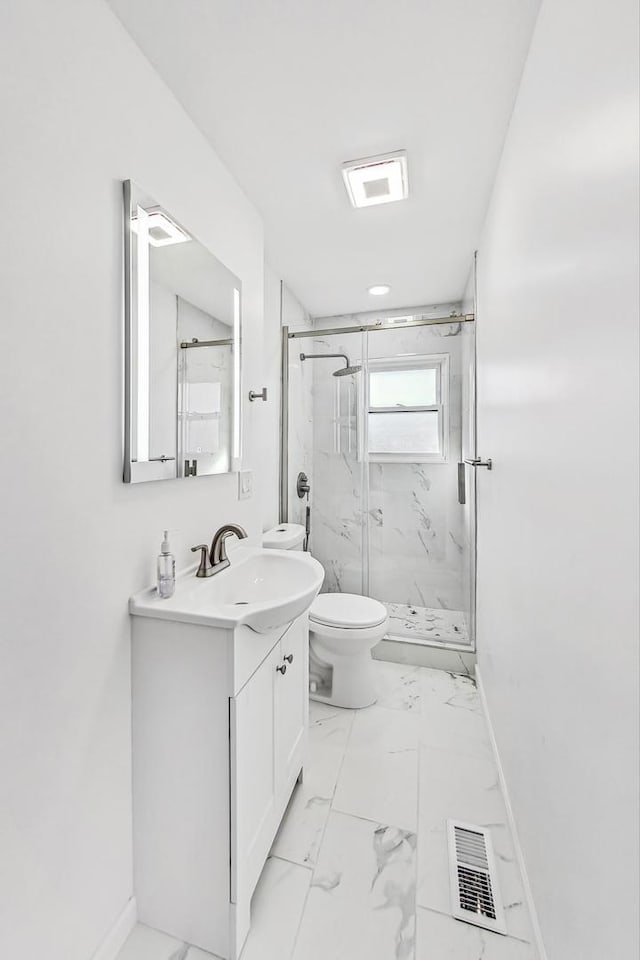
123;179;243;483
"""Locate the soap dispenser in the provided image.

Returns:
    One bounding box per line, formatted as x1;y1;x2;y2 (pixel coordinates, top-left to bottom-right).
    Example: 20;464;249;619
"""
157;530;176;599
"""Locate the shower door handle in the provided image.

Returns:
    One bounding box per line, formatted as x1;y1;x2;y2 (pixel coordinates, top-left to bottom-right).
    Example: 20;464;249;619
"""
464;458;493;470
457;463;466;504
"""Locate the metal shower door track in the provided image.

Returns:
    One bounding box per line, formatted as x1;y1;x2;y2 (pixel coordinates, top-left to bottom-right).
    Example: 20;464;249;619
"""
287;312;474;339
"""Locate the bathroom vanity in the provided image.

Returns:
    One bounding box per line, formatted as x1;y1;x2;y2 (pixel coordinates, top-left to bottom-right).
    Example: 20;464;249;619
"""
129;547;323;959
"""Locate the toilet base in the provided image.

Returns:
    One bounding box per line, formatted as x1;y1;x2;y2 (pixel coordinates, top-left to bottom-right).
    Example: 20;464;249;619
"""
309;640;378;709
309;688;377;710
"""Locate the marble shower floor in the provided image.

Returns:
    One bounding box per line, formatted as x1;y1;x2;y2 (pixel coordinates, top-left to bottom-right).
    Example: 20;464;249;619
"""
385;602;470;647
116;663;537;960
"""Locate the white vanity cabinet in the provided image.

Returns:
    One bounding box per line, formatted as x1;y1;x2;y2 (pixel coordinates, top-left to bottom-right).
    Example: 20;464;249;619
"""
230;616;308;914
130;610;309;960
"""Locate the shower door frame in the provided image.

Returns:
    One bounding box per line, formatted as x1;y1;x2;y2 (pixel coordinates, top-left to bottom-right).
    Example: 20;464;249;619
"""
280;311;477;651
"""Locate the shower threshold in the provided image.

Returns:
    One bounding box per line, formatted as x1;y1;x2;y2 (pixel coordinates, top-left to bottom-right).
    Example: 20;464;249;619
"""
383;602;471;649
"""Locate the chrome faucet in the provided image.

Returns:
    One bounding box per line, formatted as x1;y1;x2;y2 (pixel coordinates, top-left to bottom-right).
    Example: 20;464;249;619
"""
191;523;248;578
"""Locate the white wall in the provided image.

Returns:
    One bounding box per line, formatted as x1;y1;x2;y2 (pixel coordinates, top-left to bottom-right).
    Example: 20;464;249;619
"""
260;268;312;531
260;265;283;531
0;2;265;958
475;0;639;958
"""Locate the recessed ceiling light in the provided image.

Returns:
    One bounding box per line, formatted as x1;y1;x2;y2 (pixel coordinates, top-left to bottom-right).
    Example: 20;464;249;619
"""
342;151;408;208
368;284;391;296
131;206;191;246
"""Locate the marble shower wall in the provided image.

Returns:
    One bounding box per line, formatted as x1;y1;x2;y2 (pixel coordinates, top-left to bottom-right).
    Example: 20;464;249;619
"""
310;318;466;613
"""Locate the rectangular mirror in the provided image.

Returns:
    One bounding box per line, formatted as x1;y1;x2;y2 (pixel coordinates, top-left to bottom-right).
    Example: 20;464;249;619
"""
123;180;242;483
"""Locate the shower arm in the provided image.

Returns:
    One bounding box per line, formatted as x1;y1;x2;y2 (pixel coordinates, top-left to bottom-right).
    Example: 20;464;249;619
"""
299;352;350;368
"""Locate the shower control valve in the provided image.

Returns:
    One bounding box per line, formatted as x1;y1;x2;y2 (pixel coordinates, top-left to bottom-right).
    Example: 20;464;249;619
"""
297;471;310;499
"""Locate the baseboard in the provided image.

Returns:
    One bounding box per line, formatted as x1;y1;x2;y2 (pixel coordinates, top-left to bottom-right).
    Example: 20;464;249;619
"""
90;897;137;960
475;666;548;960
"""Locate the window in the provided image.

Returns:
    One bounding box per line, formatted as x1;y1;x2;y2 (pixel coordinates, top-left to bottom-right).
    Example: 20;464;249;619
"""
366;354;449;462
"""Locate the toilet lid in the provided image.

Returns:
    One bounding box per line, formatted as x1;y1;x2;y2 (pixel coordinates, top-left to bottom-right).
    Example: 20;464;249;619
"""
310;593;388;629
262;523;305;550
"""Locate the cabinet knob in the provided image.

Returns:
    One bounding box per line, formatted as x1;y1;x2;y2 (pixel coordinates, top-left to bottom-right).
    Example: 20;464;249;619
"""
276;664;287;675
283;654;294;664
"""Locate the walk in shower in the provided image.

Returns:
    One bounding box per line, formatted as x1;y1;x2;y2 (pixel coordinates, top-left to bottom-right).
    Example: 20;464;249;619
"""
280;308;477;651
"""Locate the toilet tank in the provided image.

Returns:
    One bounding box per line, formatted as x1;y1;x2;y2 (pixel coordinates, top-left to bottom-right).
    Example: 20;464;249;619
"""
262;523;306;551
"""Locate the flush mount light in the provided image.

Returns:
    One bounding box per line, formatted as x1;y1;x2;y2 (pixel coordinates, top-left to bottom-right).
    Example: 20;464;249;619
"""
368;284;391;296
131;206;191;246
342;150;408;208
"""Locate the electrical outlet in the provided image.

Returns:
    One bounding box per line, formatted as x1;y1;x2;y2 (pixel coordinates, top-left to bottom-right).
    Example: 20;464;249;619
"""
238;470;253;500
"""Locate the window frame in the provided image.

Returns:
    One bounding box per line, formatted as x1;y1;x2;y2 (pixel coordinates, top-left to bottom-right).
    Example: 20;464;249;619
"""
364;353;450;464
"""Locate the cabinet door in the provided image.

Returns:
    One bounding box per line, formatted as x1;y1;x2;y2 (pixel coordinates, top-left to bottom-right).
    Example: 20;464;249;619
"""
274;615;309;794
229;643;279;906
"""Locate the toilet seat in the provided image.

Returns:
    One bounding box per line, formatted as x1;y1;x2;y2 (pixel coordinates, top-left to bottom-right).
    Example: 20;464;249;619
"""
310;593;387;630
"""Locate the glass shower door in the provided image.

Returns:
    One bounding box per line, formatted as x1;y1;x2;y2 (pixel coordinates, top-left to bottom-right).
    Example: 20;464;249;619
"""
364;322;473;647
460;319;477;647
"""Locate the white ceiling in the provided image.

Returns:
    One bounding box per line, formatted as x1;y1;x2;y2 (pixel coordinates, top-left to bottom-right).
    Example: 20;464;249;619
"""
109;0;540;316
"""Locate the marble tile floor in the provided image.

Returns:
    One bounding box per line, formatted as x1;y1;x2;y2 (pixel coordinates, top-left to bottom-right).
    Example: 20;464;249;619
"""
116;662;537;960
384;602;470;648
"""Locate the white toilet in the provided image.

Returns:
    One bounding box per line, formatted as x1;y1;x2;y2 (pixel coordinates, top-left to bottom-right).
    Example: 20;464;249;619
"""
263;524;389;708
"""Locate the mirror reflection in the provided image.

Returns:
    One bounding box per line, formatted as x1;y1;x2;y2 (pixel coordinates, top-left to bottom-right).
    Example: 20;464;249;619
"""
124;180;242;483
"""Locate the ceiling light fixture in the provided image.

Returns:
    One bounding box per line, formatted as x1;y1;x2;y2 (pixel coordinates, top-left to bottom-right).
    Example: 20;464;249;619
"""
131;207;191;246
368;284;391;296
342;150;408;208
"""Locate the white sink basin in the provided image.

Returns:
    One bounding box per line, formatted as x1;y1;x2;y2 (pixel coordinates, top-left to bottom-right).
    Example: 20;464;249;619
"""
130;546;324;633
